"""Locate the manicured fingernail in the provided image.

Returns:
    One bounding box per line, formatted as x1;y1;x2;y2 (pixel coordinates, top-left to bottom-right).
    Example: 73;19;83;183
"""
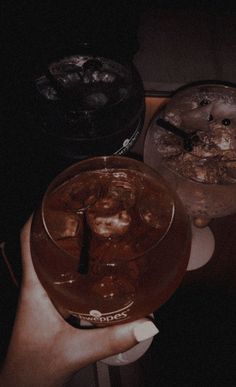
133;321;159;342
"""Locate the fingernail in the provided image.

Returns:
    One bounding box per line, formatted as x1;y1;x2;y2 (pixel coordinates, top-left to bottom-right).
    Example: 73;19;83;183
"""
133;321;159;342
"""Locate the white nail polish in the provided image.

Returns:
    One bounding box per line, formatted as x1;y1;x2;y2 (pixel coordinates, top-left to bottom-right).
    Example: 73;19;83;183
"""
133;321;159;342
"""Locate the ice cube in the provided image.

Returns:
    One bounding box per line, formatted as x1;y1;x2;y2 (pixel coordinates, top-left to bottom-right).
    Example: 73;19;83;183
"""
87;208;131;238
139;193;174;233
99;71;117;83
154;128;183;157
108;180;136;209
45;210;81;240
210;100;236;118
180;104;212;131
139;196;163;229
66;71;82;83
86;92;108;108
165;96;211;129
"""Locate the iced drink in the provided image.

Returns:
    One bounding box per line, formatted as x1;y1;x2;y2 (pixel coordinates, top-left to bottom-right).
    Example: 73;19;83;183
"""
144;83;236;221
32;55;145;161
31;156;191;326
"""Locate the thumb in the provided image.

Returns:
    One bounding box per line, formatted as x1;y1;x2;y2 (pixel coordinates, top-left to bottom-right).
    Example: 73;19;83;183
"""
68;318;158;369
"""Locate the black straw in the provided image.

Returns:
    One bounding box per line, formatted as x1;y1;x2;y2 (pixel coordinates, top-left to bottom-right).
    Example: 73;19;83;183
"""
156;118;200;151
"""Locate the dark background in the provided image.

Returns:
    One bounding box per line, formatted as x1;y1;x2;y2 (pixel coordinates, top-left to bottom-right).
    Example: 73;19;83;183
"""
1;2;236;384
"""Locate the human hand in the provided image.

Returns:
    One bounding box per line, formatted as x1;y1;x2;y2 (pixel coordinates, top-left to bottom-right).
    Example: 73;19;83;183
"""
0;217;158;387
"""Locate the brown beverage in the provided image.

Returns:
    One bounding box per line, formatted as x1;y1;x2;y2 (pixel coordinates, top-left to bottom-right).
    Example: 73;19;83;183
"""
31;156;191;326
